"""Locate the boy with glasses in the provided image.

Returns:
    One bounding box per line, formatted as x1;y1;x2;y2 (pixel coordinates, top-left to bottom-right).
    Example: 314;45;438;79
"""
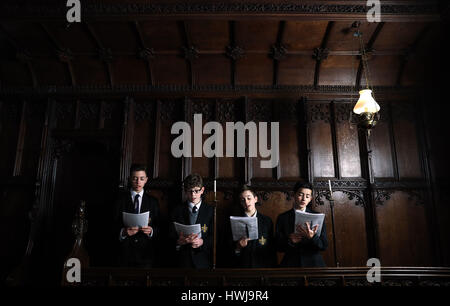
170;173;214;269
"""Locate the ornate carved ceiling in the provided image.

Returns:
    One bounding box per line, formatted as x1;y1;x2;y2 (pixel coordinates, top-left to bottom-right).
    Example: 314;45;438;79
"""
0;1;445;96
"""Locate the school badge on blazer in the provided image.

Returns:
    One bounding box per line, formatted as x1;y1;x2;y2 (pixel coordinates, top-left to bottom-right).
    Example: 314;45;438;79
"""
259;236;266;246
201;224;208;233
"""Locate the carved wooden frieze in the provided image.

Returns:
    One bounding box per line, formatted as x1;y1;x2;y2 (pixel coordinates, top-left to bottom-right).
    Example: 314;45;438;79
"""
0;85;419;96
134;101;154;122
307;103;330;123
334;103;353;124
79;101;100;121
1;2;438;16
315;189;365;207
247;100;272;122
217;99;237;123
192;100;214;121
159;99;180;122
101;101;114;121
51;139;75;159
55;101;74;121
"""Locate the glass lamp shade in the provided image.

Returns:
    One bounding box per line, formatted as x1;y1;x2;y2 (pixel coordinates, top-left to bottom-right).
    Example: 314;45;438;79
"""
353;89;380;114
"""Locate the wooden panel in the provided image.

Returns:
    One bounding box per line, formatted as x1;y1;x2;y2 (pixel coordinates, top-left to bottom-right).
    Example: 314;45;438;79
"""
132;100;156;172
391;102;422;179
1;22;54;54
319;56;357;86
309;102;335;178
278;56;315;86
156;100;182;180
33;59;71;86
335;104;361;178
283;21;328;50
376;191;433;266
360;56;401;87
327;22;378;51
187;20;229;51
312;197;335;267
236;54;273;86
111;58;149;85
371;111;394;179
235;20;279;51
90;22;139;53
277;100;301;179
332;191;368;266
71;57;110;86
139;21;182;51
195;55;230;85
152;55;188;85
0;60;32;86
44;22;98;53
372;22;427;50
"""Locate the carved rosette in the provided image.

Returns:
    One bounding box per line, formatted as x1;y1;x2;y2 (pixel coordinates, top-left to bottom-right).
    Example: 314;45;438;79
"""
182;46;199;61
270;44;287;61
313;48;329;61
57;48;74;62
225;46;245;61
138;47;155;61
98;47;113;63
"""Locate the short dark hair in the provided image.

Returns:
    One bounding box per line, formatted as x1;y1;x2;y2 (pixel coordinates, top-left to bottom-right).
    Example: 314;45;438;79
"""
240;184;257;198
130;164;148;176
183;173;203;190
293;182;313;194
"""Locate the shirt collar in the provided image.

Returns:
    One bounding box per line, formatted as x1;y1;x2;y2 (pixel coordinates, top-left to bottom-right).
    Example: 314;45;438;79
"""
188;201;202;210
131;189;144;198
245;210;257;218
295;207;306;212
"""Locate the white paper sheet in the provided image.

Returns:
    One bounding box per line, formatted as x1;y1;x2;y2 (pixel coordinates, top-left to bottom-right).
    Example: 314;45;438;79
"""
122;211;149;228
230;216;258;241
173;222;202;238
294;210;325;237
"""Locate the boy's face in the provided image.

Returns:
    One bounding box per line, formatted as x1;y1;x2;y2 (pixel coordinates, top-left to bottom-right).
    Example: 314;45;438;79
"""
240;190;258;214
185;186;204;204
294;188;313;210
130;170;148;193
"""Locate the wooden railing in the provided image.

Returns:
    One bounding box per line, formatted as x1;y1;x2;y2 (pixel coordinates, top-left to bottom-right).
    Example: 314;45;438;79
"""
64;267;450;287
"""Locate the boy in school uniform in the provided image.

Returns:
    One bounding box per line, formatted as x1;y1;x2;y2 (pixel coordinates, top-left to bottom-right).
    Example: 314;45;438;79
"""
275;182;328;267
231;185;276;268
170;173;214;269
114;164;160;268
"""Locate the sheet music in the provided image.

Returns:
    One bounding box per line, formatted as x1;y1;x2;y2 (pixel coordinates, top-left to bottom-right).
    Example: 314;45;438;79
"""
173;222;202;238
294;210;325;237
122;211;149;228
229;216;258;241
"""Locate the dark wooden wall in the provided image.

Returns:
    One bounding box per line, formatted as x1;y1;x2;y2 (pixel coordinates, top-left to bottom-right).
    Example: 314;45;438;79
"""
1;89;448;284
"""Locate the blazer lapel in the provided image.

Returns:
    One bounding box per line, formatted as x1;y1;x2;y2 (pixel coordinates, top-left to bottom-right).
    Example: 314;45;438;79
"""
182;202;191;225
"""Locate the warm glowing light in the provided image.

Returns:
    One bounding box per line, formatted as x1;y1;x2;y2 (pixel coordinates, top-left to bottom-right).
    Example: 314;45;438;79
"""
353;89;380;114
